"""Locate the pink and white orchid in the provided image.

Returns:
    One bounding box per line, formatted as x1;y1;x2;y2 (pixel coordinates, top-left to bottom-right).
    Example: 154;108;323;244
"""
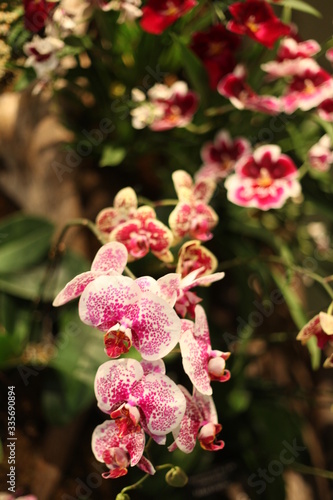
318;98;333;122
179;304;230;395
92;418;154;479
282;59;333;114
261;37;320;79
218;65;281;115
169;386;224;453
53;241;128;307
94;359;186;438
131;81;198;131
225;145;301;210
168;170;218;242
79;275;181;359
196;129;251;182
98;0;143;22
24;35;64;78
297;312;333;350
308;135;333;172
96;187;174;262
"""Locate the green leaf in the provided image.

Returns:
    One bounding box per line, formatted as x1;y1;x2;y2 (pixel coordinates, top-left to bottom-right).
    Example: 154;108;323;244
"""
42;306;107;424
99;145;127;167
273;0;321;17
0;214;54;273
0;250;89;301
0;294;31;368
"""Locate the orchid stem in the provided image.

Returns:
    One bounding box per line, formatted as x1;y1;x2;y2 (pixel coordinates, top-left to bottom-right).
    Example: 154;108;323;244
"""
120;473;150;494
124;266;137;280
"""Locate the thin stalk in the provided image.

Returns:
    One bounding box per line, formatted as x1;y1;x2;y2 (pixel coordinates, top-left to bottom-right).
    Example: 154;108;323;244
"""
292;463;333;481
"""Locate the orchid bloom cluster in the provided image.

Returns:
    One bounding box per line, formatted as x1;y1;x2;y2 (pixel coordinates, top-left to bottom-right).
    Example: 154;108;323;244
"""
53;180;230;483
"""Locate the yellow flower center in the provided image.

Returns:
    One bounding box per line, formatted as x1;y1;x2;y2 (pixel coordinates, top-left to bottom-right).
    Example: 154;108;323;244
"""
257;168;273;188
246;16;259;33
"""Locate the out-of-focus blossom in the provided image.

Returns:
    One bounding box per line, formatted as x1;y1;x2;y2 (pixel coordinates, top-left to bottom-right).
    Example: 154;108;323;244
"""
169;386;224;453
196;129;251;182
297;311;333;369
140;0;197;34
326;48;333;65
45;6;76;37
317;98;333;122
282;59;333;114
23;0;58;32
179;305;230;395
176;240;218;278
94;359;186;438
307;222;330;253
225;145;301;210
92;418;155;478
308;135;333;172
169;170;218;242
190;24;240;88
218;65;281;115
24;35;64;79
79;275;181;359
99;0;143;22
53;242;128;306
261;37;320;79
96;187;173;262
131;81;198;131
227;0;291;49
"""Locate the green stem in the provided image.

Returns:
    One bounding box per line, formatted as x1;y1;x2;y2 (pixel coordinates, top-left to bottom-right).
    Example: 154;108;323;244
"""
120;474;150;494
292;463;333;481
204;104;234;117
156;463;175;470
185;122;214;134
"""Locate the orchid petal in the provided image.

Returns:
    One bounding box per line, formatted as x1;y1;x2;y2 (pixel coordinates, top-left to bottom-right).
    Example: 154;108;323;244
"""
180;328;211;395
53;271;95;307
91;241;128;274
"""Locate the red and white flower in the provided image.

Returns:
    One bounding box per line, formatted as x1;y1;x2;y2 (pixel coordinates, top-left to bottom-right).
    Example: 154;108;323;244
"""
308;135;333;172
261;37;321;79
98;0;143;22
79;275;181;359
140;0;197;35
297;311;333;366
96;187;173;262
92;418;154;479
169;386;224;453
190;24;240;88
94;359;186;439
317;99;333;122
53;241;128;307
225;145;301;210
179;305;230;395
131;81;198;131
196;129;251;182
282;59;333;114
218;65;281;115
23;0;58;32
227;0;291;49
169;170;218;242
24;35;64;79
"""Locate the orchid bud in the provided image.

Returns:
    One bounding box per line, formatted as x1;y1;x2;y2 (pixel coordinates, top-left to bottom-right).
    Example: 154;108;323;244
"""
165;466;188;487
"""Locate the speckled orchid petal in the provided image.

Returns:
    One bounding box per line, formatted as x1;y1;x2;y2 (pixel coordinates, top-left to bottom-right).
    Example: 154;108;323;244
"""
96;207;124;235
94;359;143;414
169;385;202;453
193;304;211;346
176;240;218;277
169;201;192;240
135;205;157;222
129;373;186;435
114;187;138;211
137;456;156;475
192;178;216;203
132;291;181;360
179;326;211;395
172;170;193;202
157;273;182;306
140;359;166;375
79;275;140;331
297;312;333;349
191;202;218;241
110;220;149;261
190;272;225;288
91;242;128;274
135;276;159;294
144;219;174;262
53;271;96;307
192;387;218;424
319;311;333;335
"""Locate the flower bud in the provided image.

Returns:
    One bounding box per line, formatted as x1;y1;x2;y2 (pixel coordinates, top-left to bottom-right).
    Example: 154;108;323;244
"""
165;466;188;487
115;493;130;500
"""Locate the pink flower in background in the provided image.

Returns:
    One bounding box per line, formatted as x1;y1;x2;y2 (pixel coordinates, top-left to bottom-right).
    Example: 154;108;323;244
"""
326;48;333;65
169;386;224;453
282;59;333;114
190;24;240;88
96;188;173;262
23;0;58;32
53;241;128;306
297;312;333;349
94;359;186;438
261;37;320;79
92;418;154;479
169;170;218;242
140;0;197;34
179;305;230;395
227;0;290;48
98;0;143;22
225;145;301;210
308;135;333;172
196;129;251;182
24;35;64;78
79;275;181;359
131;81;198;131
218;66;281;114
318;99;333;122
